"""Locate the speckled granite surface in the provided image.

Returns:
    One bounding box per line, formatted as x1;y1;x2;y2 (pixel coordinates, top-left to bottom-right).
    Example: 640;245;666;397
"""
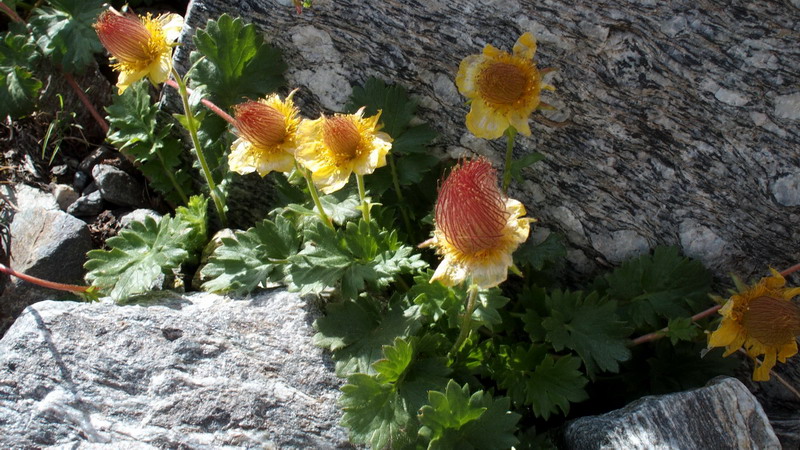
174;0;800;280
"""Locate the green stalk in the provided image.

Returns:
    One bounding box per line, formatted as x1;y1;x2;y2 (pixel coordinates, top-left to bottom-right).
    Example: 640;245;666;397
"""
170;68;227;227
154;146;190;204
356;173;371;224
388;154;414;240
451;284;480;353
297;162;333;229
502;126;518;194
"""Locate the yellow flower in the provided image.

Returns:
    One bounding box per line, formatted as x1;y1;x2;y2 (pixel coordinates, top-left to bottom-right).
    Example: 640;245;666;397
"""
229;91;301;176
94;9;184;93
708;269;800;381
456;32;554;140
294;107;392;194
423;158;532;289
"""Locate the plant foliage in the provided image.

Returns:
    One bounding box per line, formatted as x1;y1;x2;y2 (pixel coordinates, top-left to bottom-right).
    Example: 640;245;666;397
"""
84;196;208;301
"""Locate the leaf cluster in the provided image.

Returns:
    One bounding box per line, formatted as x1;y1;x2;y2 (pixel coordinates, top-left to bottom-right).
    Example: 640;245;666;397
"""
85;196;208;301
29;0;105;74
105;81;194;205
0;32;42;118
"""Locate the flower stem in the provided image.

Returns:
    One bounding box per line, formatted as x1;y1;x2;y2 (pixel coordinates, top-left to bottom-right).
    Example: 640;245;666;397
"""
165;79;236;126
170;68;227;227
63;72;109;134
356;173;371;224
501;126;518;194
388;154;414;240
0;2;23;23
297;161;333;229
771;369;800;401
631;263;800;346
0;263;89;293
451;284;480;353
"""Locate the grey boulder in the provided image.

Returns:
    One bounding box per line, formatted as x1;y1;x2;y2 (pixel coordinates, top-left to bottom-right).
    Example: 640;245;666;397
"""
0;290;352;449
561;376;780;449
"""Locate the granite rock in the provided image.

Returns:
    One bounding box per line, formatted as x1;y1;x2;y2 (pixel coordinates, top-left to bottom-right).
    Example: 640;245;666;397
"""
1;207;92;336
173;0;800;279
0;290;351;449
561;377;781;450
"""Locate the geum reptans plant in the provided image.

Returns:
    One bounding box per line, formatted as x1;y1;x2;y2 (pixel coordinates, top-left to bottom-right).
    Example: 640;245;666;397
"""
456;32;554;140
228;90;302;176
93;8;183;93
423;158;532;290
707;269;800;381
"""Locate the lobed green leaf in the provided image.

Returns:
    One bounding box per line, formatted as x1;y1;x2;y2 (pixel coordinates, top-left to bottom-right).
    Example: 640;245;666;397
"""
29;0;104;73
190;14;286;109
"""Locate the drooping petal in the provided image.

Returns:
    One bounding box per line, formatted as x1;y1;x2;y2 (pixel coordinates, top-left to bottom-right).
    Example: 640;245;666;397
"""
116;68;150;93
456;55;484;97
513;32;537;60
466;99;509;139
157;13;185;42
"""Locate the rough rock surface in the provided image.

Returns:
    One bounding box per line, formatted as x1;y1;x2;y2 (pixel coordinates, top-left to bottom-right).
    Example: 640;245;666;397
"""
1;206;92;336
0;290;352;448
175;0;800;279
743;357;800;448
91;164;144;208
561;377;781;449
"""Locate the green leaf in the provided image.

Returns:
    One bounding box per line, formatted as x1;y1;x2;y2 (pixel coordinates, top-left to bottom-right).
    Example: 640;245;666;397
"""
418;380;520;450
313;296;422;376
514;233;567;271
190;14;286;109
288;219;425;299
29;0;104;73
346;77;415;137
106;81;194;204
409;270;508;331
174;195;209;255
340;374;414;450
84;209;205;301
665;317;700;345
0;67;42;118
0;32;40;69
493;344;588;419
600;246;713;329
201;215;299;294
540;290;632;377
509;152;545;184
340;336;450;449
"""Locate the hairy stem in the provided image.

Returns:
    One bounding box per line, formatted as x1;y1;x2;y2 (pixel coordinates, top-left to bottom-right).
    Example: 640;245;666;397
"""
451;284;480;354
0;263;88;293
631;263;800;346
297;161;333;229
356;173;371;224
63;72;109;134
165;79;236;126
388;154;414;240
0;2;23;23
169;68;227;227
501;126;517;194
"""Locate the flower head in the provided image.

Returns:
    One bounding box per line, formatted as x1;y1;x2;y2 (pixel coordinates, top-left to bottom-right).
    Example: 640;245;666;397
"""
424;158;532;289
294;107;392;194
456;32;553;140
94;9;184;93
229;91;301;176
708;269;800;381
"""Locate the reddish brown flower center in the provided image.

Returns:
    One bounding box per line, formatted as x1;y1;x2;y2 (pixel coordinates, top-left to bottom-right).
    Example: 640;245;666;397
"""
742;296;800;347
323;116;361;164
477;62;529;106
435;159;508;255
234;101;287;149
94;11;154;64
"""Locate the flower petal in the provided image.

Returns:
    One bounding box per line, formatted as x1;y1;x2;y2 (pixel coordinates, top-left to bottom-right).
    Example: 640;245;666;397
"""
456;55;484;97
431;257;468;287
513;32;537;60
116;68;149;93
708;318;741;349
753;348;777;381
466;99;509;140
157;13;185;43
